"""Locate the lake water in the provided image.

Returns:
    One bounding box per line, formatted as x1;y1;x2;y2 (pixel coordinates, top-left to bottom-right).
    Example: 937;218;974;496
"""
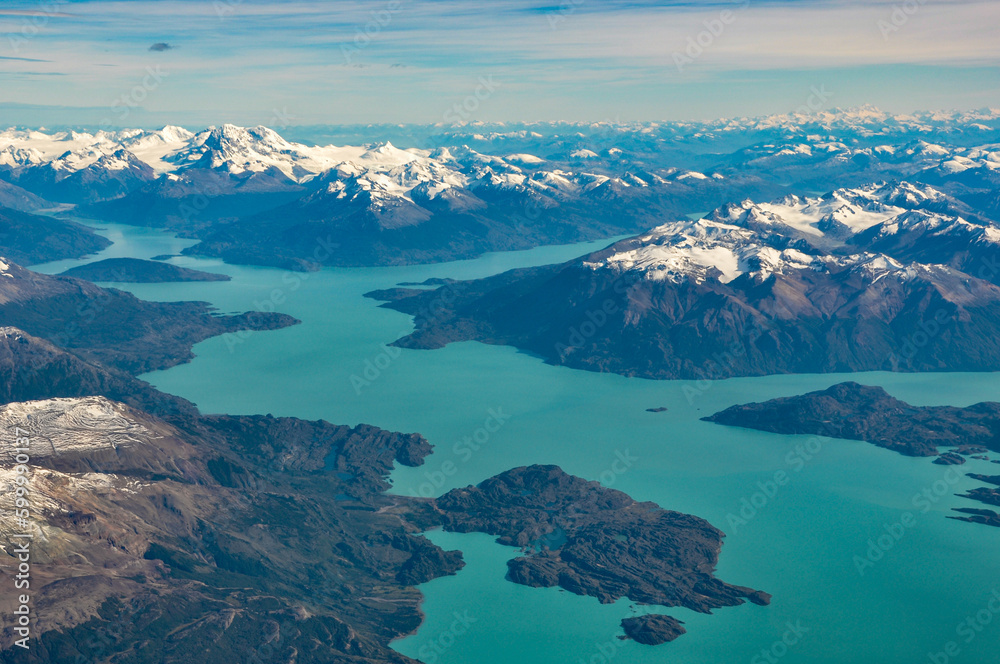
33;221;1000;664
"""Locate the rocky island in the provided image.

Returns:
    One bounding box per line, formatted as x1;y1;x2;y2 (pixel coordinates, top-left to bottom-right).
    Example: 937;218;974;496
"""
620;614;687;645
705;382;1000;527
436;464;769;615
704;382;1000;457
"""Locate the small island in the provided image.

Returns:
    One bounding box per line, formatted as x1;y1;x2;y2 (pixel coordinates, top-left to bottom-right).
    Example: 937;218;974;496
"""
933;452;966;465
60;257;231;283
620;614;687;645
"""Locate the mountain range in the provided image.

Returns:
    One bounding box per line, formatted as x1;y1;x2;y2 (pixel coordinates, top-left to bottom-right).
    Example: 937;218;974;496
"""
368;181;1000;379
2;107;998;268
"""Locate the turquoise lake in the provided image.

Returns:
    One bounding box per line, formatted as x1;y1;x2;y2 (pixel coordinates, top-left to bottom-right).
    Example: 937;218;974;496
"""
33;221;1000;664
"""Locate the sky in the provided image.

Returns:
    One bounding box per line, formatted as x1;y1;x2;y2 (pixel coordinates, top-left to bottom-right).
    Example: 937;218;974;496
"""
0;0;998;128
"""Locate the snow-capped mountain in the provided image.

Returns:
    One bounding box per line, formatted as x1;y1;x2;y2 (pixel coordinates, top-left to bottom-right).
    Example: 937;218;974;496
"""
705;181;992;250
584;219;814;284
578;181;1000;288
584;215;976;289
0;110;998;267
367;175;1000;380
850;209;1000;281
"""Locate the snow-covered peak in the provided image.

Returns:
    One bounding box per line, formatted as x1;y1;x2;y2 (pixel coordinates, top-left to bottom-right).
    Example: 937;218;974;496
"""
356;141;421;168
92;148;149;172
827;252;964;286
0;396;159;461
860;208;1000;248
584;217;964;288
711;181;955;250
506;153;545;165
0;128;120;167
585;219;818;284
0;145;44;168
119;126;196;173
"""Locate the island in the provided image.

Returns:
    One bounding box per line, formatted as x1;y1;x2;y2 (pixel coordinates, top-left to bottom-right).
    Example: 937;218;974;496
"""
435;464;770;614
704;382;1000;527
704;382;1000;457
620;615;687;645
60;257;231;282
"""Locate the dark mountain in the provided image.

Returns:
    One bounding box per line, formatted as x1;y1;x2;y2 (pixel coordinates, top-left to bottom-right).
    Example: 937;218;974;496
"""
0;178;50;212
60;257;231;282
0;326;194;417
368;237;1000;380
0;258;296;373
181;172;689;269
76;166;306;233
0;207;111;265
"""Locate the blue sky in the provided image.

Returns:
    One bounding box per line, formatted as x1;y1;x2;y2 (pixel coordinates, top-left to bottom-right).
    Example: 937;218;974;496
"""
0;0;998;127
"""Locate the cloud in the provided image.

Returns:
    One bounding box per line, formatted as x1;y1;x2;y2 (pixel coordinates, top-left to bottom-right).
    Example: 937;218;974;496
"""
0;55;50;63
0;9;73;17
0;0;997;124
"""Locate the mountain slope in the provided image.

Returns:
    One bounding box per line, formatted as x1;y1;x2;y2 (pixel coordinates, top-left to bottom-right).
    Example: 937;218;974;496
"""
0;208;111;265
367;202;1000;379
0;258;296;373
59;257;231;283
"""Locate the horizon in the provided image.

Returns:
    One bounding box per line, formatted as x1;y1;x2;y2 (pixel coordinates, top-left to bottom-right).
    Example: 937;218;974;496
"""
2;1;999;127
6;103;1000;133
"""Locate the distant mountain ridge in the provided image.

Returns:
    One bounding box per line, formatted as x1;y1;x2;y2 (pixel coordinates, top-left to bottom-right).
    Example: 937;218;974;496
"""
1;108;998;267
